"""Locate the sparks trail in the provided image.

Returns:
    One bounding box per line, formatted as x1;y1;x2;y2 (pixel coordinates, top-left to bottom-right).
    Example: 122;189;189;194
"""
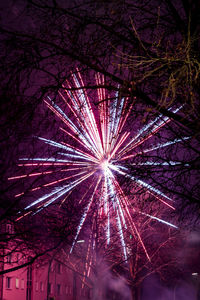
10;70;186;260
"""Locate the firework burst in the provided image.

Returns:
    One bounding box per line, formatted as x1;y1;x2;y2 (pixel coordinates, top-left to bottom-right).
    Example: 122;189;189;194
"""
9;71;186;261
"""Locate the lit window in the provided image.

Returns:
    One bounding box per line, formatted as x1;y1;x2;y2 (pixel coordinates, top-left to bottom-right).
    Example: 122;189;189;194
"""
50;262;54;272
21;279;25;289
6;277;12;289
16;278;19;289
40;282;44;292
35;281;38;291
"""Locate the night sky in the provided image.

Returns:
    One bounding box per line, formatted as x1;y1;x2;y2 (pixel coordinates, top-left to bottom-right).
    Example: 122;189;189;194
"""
0;1;200;299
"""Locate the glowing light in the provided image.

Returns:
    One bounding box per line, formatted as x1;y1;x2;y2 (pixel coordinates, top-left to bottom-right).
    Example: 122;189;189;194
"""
100;159;109;173
10;71;184;261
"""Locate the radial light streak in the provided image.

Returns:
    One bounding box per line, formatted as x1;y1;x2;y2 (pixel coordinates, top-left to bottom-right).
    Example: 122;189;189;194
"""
142;213;178;229
10;71;183;261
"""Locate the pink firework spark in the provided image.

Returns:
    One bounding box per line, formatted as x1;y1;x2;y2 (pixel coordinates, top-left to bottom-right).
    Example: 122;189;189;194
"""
9;71;186;260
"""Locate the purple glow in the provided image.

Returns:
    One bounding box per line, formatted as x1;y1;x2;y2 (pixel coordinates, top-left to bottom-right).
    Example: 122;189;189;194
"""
10;71;183;260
